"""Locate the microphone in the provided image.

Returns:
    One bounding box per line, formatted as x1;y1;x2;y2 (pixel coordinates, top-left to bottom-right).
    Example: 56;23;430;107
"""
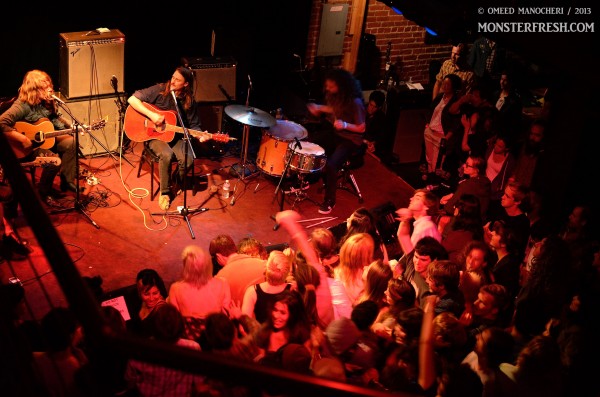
51;94;65;104
294;137;302;150
170;89;178;103
293;53;301;59
110;75;118;89
230;195;236;206
248;74;252;89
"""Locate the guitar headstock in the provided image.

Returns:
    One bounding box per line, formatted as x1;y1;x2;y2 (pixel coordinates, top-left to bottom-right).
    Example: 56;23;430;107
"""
31;156;62;167
212;133;236;142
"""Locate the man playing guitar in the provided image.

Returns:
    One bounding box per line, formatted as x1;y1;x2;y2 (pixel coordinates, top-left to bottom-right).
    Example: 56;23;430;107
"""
127;66;210;211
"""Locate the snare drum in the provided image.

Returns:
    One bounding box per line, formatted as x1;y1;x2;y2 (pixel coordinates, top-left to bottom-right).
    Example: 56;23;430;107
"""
285;141;327;174
256;120;308;176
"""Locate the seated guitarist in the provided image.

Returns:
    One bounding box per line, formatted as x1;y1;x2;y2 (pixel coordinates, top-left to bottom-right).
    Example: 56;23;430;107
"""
0;70;79;203
127;66;209;211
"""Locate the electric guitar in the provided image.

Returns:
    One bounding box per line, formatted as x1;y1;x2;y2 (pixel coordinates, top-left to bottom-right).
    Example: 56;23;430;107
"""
12;118;106;158
123;102;236;143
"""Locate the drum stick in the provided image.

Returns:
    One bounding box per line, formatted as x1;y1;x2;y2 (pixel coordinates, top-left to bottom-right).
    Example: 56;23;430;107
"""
305;217;338;228
297;217;336;223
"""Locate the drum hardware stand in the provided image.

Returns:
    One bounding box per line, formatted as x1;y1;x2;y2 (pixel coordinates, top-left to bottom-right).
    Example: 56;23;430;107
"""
50;100;99;229
150;91;206;239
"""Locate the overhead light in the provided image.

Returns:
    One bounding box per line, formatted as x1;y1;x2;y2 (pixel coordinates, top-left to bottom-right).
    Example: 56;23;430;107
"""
425;27;438;36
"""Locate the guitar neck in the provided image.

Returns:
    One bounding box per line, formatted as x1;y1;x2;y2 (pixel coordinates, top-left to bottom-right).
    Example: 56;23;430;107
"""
163;124;211;139
42;127;77;139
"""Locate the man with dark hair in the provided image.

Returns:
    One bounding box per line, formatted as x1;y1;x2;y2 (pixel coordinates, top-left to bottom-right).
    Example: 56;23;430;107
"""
432;43;475;99
363;90;387;157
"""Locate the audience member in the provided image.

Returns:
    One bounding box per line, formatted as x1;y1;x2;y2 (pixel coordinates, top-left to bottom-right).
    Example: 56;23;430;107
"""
485;133;517;220
242;250;292;324
31;307;88;397
492;71;523;135
167;244;231;341
237;236;268;260
372;278;417;341
510;118;547;190
129;268;168;338
329;232;374;319
358;259;393;309
432;43;474;100
457;240;493;307
487;220;523;301
339;207;387;262
439;155;491;220
426;260;465;318
307;227;339;275
485;180;531;259
124;303;204;396
208;234;237;276
363;90;387;158
396;189;442;255
514;235;573;339
396;236;448;308
423;73;462;174
440;193;485;263
215;237;267;306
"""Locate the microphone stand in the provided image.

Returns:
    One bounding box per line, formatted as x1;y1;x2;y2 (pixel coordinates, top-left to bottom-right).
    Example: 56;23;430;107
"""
50;100;100;229
150;91;205;239
111;79;134;167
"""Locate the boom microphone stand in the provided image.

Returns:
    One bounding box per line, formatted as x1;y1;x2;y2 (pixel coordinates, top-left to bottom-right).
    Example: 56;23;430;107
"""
150;91;207;239
50;98;99;229
111;76;134;167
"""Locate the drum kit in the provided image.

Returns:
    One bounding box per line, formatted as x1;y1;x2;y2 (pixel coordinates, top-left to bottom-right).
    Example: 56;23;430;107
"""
224;104;326;208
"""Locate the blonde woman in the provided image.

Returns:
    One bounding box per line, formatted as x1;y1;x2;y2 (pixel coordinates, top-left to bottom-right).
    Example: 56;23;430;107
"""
330;232;374;319
241;250;292;324
168;245;231;340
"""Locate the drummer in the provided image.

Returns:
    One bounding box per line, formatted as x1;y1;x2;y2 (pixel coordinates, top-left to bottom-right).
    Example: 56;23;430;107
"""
307;68;366;215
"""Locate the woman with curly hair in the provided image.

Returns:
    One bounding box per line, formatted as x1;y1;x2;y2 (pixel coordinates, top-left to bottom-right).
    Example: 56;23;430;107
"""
306;68;366;214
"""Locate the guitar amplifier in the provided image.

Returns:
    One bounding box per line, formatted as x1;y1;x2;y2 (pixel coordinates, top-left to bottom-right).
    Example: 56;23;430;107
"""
57;92;121;157
183;56;236;103
59;29;125;99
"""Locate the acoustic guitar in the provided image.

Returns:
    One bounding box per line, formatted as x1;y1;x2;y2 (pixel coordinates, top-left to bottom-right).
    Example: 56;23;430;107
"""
0;156;62;181
12;118;106;158
124;102;236;143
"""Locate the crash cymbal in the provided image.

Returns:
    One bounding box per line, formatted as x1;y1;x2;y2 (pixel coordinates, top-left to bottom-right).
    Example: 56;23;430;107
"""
224;105;276;128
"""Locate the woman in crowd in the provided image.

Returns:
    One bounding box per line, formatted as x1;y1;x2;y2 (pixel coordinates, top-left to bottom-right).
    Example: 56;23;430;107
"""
130;268;169;337
168;244;231;341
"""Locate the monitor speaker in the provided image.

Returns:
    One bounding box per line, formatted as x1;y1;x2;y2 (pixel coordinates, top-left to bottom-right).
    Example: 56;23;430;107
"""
58;93;121;156
59;30;125;99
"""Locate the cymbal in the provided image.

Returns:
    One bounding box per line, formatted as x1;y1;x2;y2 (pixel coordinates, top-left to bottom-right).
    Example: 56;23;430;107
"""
224;105;276;128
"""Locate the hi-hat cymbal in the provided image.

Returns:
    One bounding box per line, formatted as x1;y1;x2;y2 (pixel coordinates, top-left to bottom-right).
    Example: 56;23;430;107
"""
224;105;276;128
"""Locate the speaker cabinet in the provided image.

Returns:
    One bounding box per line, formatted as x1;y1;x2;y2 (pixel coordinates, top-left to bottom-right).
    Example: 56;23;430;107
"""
59;30;125;99
58;93;121;156
186;57;236;103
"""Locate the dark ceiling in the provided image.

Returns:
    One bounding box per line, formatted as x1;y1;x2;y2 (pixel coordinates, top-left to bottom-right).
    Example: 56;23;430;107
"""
377;0;597;86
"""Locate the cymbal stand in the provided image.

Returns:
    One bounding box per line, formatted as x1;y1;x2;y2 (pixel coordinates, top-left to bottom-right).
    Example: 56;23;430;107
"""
150;91;206;239
50;101;99;229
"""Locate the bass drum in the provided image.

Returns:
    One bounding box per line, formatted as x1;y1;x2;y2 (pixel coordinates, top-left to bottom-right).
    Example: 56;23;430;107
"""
256;120;307;176
285;141;326;174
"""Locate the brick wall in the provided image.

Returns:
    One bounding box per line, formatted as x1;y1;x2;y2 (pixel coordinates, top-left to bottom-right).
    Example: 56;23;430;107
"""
305;0;452;86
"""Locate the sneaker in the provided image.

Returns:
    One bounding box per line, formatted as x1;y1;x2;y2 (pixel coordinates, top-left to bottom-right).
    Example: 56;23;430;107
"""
159;194;170;211
318;200;335;215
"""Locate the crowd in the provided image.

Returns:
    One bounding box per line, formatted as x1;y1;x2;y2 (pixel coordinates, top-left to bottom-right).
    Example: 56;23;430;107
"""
1;40;599;397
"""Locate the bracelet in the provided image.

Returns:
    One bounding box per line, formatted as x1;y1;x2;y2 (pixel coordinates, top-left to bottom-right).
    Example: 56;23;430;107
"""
343;121;347;129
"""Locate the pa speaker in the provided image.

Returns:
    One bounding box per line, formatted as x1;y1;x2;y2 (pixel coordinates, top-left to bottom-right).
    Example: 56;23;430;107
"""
188;57;236;103
59;93;121;157
59;30;125;99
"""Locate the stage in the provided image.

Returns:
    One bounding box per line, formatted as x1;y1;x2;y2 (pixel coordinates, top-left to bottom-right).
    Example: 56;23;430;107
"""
2;135;415;320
